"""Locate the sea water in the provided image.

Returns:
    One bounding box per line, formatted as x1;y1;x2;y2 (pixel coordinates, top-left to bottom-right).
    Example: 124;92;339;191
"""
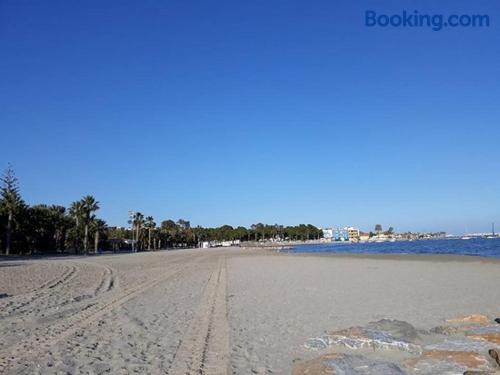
291;238;500;257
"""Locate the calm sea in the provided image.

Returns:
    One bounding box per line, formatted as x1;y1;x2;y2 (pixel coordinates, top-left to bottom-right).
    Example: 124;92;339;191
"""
291;238;500;257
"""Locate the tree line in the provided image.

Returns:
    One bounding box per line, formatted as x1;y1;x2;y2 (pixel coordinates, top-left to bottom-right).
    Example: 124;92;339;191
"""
112;219;323;251
0;165;107;255
0;166;322;255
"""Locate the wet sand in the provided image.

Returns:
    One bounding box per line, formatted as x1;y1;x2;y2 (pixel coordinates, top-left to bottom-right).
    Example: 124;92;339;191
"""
1;247;500;374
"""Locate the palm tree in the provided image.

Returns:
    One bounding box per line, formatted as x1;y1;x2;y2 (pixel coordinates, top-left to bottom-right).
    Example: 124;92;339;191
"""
0;165;24;255
69;201;83;228
133;212;144;251
144;216;156;251
91;218;107;253
81;195;99;254
48;205;68;252
69;200;85;252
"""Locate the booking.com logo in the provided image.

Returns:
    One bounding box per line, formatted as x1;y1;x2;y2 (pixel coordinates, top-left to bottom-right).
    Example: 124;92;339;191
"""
365;10;490;31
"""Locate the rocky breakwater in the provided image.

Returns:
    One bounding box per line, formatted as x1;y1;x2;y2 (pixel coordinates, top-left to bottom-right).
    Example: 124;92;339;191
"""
296;315;500;374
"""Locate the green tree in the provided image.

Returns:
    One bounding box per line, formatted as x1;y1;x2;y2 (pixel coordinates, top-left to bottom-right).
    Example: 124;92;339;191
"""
0;165;24;255
69;200;85;251
91;218;107;253
23;204;70;254
375;224;383;233
144;216;156;250
132;212;145;250
160;219;178;248
49;205;71;252
80;196;100;254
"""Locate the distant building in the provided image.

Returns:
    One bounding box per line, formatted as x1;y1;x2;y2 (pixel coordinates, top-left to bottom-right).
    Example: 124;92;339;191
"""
359;232;370;242
201;239;241;248
323;226;361;241
346;227;360;241
333;227;349;241
322;228;334;240
107;238;136;252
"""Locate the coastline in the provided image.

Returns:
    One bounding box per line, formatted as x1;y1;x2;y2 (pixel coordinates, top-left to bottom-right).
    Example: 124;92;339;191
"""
241;242;500;263
283;250;500;263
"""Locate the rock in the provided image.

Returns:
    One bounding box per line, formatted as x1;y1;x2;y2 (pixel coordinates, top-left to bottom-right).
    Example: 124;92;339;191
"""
304;337;329;350
404;351;497;375
325;327;422;354
305;320;422;354
0;293;11;299
489;349;500;366
431;325;467;336
432;323;500;339
365;319;420;342
302;317;500;374
430;324;500;357
293;353;407;375
447;315;491;326
468;333;500;345
425;336;499;353
468;326;500;335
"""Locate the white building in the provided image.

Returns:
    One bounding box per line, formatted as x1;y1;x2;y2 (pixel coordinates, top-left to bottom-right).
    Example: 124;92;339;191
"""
322;228;334;240
346;227;360;240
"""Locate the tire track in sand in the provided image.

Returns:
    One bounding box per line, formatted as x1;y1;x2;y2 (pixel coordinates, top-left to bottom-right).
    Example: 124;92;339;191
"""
93;264;116;295
0;264;79;318
167;256;230;375
0;252;206;373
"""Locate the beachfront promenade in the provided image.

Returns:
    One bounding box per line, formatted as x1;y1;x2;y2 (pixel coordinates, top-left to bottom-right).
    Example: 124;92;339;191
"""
2;248;500;374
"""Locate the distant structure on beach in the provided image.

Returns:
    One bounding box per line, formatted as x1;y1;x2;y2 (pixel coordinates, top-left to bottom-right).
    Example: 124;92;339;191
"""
346;227;360;240
321;226;448;243
322;228;334;240
321;227;361;242
201;240;240;248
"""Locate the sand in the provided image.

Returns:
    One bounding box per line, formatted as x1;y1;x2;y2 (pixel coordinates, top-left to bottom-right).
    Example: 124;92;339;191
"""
1;247;500;374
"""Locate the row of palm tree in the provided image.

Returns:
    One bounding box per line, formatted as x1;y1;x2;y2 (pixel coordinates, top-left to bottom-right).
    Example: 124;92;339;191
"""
0;166;107;255
127;212;157;251
108;218;323;250
69;195;101;253
1;165;324;254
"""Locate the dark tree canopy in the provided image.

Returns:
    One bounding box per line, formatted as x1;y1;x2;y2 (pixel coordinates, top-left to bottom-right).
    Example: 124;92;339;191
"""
0;164;323;255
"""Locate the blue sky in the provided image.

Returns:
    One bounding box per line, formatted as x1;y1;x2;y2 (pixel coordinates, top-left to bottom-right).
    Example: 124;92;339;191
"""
1;0;499;234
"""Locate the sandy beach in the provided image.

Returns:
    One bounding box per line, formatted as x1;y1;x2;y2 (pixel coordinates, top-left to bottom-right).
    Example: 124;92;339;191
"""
1;248;500;374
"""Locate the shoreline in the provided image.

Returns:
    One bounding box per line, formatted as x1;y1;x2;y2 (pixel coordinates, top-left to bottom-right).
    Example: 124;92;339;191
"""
281;250;500;263
10;243;500;266
241;244;500;263
3;244;500;264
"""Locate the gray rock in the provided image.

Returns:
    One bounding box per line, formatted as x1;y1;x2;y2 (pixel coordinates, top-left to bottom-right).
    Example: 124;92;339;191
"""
325;326;421;354
489;348;500;366
304;337;329;350
305;320;423;354
365;319;421;342
293;353;407;375
425;336;500;353
404;350;498;375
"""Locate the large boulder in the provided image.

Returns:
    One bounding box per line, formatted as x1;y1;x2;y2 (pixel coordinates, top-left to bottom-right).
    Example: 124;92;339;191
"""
404;350;498;375
305;320;422;354
293;353;407;375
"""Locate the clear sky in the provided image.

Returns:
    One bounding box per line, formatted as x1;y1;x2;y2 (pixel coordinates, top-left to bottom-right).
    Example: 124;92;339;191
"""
1;0;499;234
